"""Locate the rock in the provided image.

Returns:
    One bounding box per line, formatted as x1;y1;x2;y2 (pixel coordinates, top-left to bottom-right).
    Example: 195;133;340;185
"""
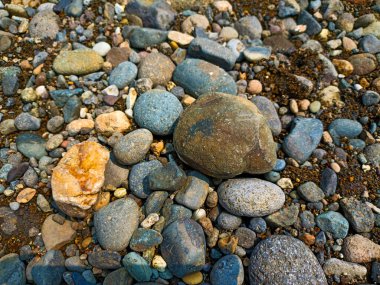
16;133;47;159
332;59;354;76
63;96;81;123
14;113;41;131
249;235;327;285
129;228;163;252
41;215;76;250
113;129;153;165
64;0;83;17
129;160;163;198
323;258;367;283
364;143;380;165
263;33;296;54
362;90;380;106
31;250;65;285
173;59;237;98
94;198;139;251
125;0;176;30
128;27;168;49
343;234;380;263
7;162;29;183
168;31;194;46
93;42;111;57
66;119;94;136
265;204;299;228
29;10;60;39
359;35;380;54
106;47;132;67
283;118;323;163
16;188;36;203
53;50;104;75
104;153;130;188
108;61;138;89
210;255;244;285
134;90;183;136
188;37;237;70
103;268;133;285
336;12;354;32
47;116;65;133
171;0;214;10
320;167;338;196
161;218;206;278
251;98;280;133
217;211;242;230
175;176;209;210
122;252;152;282
348;53;377;75
243;47;271;62
0;36;11;52
297;181;325;202
0;253;26;285
328;119;363;145
95;111;131;136
88;250;121;270
218;178;285;217
297;10;322;36
138;52;175;86
234;16;262;39
0;119;17;135
362;21;380;38
145;191;169;215
148;160;187;192
51;141;109;218
173;93;276;178
340;197;375;233
181;14;209;34
1;67;20;96
65;256;88;273
316;211;349;239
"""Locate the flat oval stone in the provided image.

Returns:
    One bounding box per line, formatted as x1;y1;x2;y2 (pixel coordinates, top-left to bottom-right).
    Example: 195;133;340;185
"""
173;59;237;98
129;228;163;252
53;50;104;75
108;61;138;89
218;178;285;217
328;119;363;145
16;133;47;159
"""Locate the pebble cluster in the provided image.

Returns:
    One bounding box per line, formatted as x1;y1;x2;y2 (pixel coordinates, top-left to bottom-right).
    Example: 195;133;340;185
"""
0;0;380;284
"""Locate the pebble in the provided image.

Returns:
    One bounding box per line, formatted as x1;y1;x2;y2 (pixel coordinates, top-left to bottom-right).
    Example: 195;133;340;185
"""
41;214;75;250
129;160;162;199
175;176;209;210
16;133;47;159
108;61;138;89
95;111;131;136
53;50;104;75
128;27;168;49
328;119;363;145
122;252;152;282
138;52;175;86
29;10;60;39
362;90;380;106
348;53;377;75
129;228;163;252
243;47;271;62
88;250;121;270
0;253;26;285
181;14;209;34
343;234;380;263
31;250;65;285
14;113;41;131
217;211;242;230
297;182;325;202
316;211;349;239
168;31;194;46
93;41;111;56
340;197;375;233
148;160;187;192
323;258;367;283
234;16;262;39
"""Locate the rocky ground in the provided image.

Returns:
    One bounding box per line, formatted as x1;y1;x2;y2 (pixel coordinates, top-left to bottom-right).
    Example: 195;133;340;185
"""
0;0;380;284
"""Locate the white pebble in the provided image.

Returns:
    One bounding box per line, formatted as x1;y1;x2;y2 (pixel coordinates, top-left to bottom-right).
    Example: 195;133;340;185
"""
141;213;160;228
152;255;167;272
277;178;293;189
93;42;111;57
354;84;362;91
9;202;20;211
4;189;14;197
192;209;206;221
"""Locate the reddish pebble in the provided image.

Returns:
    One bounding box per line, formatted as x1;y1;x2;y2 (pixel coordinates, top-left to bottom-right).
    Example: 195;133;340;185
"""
247;80;262;94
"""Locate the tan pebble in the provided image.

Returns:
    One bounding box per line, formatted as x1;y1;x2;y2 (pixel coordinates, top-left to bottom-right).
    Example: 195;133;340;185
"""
342;37;357;51
372;77;380;92
82;236;92;248
277;178;293;189
150;141;164;156
182;95;196;106
289;99;299;114
33;63;43;75
247;80;262;94
198;217;214;236
300;233;315;246
298;99;310;111
182;272;203;285
20;59;32;70
114;188;127;198
141;213;160;228
152;255;167;272
323;131;333;143
332;59;354;76
330;162;341;173
16;187;36;203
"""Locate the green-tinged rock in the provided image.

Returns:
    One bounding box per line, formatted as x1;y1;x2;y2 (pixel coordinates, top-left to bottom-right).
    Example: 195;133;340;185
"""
53;50;104;75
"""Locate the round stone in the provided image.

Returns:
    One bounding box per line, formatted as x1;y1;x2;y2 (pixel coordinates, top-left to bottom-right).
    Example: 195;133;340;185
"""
29;10;60;39
138;53;175;86
93;42;111;56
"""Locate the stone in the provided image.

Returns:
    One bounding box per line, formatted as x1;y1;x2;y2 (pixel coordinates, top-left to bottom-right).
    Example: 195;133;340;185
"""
359;35;380;54
251;96;281;136
348;53;377;75
217;212;242;230
88;250;121;270
168;31;194;46
328;119;363;145
21;88;38;103
64;0;83;17
364;143;380;166
219;27;239;41
173;93;276;178
106;47;132;67
129;160;162;199
340;197;375;233
218;178;285;217
51;141;109;218
16;133;47;159
108;61;138;89
93;42;111;57
148;160;187;192
104;153;130;188
188;37;237;70
95;111;131;136
145;191;169;215
297;182;325;202
0;253;26;285
0;119;16;135
122;252;152;282
94;198;139;251
181;14;209;34
66;119;94;136
129;228;163;252
134;90;183;136
138;52;175;86
210;255;244;285
297;10;322;36
263;33;296;54
1;67;20;96
316;211;349;239
171;0;214;10
161;218;206;278
332;59;354;76
362;21;380;38
65;256;88;273
29;10;60;39
53;50;104;75
243;47;271;62
249;235;327;285
234;16;262;39
283;118;323;163
103;268;133;285
31;250;65;285
128;27;168;49
113;129;153;165
14;113;40;131
41;215;76;250
362;90;380;106
323;258;367;283
320;167;337;196
343;234;380;263
265;204;299;228
16;188;36;204
175;176;209;210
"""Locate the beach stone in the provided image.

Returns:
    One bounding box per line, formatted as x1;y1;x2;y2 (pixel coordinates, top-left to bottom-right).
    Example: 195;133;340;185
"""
251;96;281;136
128;27;168;49
93;42;111;57
249;235;327;285
148;160;187;192
1;67;20;96
41;215;76;250
16;133;47;159
234;16;262;39
171;0;214;10
88;250;121;270
181;14;209;34
173;59;237;98
343;234;380;263
218;178;285;217
283;118;323;163
320;167;338;196
328;119;363;145
145;191;169;215
263;34;296;54
108;61;138;89
66;119;94;136
51;141;109;218
122;252;152;282
29;10;60;39
138;53;175;86
31;250;65;285
217;211;242;230
103;268;133;285
362;21;380;38
210;255;244;285
104;153;130;188
297;181;325;202
362;90;380;106
134;90;182;136
161;218;206;278
243;47;271;62
95;111;131;136
129;160;162;199
64;0;83;17
53;50;104;75
323;258;367;283
173;93;276;178
0;253;26;285
129;228;163;252
265;204;299;228
364;143;380;165
175;176;209;210
297;10;322;36
0;119;17;135
340;197;374;233
348;53;377;75
113;129;153;165
359;35;380;54
187;37;237;70
94;198;139;251
316;211;349;239
14;113;41;131
106;47;132;67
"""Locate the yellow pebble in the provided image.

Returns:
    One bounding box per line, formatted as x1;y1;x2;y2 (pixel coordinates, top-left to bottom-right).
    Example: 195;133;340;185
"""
114;188;127;198
169;41;179;50
182;271;203;285
81;237;92;248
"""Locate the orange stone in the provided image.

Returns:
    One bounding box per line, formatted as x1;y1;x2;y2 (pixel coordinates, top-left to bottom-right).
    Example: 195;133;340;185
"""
16;187;37;203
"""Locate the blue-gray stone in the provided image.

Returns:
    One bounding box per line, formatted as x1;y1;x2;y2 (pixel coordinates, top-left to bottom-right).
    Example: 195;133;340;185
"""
175;176;209;210
64;0;83;17
53;0;72;13
328;119;363;145
249;217;267;233
316;211;349;239
300;210;316;229
264;171;281;183
14;113;41;131
16;133;47;159
50;88;83;107
283;118;323;163
128;27;168;49
164;204;192;227
362;90;380;106
251;96;281;136
129;160;163;199
108;61;138;89
234;16;262;40
364;143;380;165
161;218;206;278
243;46;271;62
217;211;242;230
297;181;325;202
103;268;133;285
359;35;380;54
71;272;93;285
210;255;244;285
273;159;286;172
348;139;366;150
63;95;81;123
188;37;237;70
31;250;65;285
227;39;246;61
129;228;163;252
320;167;337;196
122;252;152;282
0;253;26;285
148;160;187;191
144;191;169;215
0;163;12;180
88;250;121;270
340;197;374;233
297;10;322;36
134;90;183;136
309;0;321;10
65;256;88;273
173;58;237;98
2;67;20;96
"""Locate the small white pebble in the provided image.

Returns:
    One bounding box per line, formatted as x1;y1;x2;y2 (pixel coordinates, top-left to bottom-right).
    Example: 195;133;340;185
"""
9;202;20;211
152;255;167;272
362;164;371;172
4;189;14;197
192;209;206;221
114;188;127;198
353;84;362;91
277;178;293;189
141;213;160;228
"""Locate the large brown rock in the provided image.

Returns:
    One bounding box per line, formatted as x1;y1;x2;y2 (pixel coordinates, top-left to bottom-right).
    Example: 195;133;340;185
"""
173;93;277;178
51;141;110;218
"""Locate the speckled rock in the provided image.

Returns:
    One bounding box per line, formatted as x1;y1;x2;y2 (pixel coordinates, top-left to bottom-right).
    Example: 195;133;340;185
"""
129;228;163;252
108;61;138;89
234;16;262;39
323;258;367;283
175;176;209;210
29;10;60;40
316;211;349;239
53;50;104;75
16;133;47;159
340;197;374;233
128;27;168;49
343;234;380;263
218;178;285;217
328;119;363;145
249;235;327;285
95;111;131;136
138;53;175;86
173;93;277;178
129;160;163;199
210;255;244;285
31;250;65;285
364;143;380;165
348;53;377;75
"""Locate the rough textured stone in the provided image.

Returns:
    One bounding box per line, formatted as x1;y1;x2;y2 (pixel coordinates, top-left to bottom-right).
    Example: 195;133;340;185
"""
234;16;262;39
95;111;131;136
0;253;26;285
340;197;375;233
348;53;377;75
210;255;244;285
364;143;380;166
249;235;327;285
129;160;163;199
316;211;349;239
41;215;76;250
173;93;277;178
175;176;209;210
53;50;104;75
323;258;367;284
138;53;175;86
343;234;380;263
29;10;60;39
51;142;109;218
